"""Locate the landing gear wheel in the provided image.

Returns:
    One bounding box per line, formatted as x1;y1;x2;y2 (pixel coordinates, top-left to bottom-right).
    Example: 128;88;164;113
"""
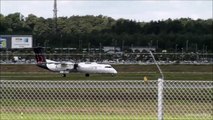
62;74;66;77
85;74;90;77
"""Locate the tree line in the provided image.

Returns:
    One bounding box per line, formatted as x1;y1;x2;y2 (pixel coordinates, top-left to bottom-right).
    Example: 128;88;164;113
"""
0;13;212;52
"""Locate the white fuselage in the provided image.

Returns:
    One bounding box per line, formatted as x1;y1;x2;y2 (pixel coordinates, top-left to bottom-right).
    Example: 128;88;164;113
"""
45;59;117;74
77;62;117;74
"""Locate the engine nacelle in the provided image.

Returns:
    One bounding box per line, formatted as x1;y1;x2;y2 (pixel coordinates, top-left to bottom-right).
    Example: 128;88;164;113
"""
60;71;69;74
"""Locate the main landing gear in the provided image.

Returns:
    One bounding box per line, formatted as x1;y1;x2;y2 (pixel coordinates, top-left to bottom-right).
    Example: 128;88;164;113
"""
60;71;69;77
62;74;66;77
111;74;116;77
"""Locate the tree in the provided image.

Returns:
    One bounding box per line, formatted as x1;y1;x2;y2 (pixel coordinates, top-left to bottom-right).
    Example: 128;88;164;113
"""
0;13;212;52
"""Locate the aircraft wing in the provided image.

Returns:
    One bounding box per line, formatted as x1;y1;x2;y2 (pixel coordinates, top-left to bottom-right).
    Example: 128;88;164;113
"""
46;61;75;70
60;63;73;68
56;62;74;69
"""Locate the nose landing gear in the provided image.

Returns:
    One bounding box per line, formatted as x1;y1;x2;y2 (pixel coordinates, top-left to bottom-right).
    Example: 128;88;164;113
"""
85;73;90;77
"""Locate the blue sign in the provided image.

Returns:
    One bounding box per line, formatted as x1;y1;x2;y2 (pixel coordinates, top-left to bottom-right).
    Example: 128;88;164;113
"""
0;37;7;48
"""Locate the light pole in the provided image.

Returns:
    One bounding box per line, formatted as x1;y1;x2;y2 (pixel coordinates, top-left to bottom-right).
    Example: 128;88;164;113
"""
122;40;124;52
79;39;82;52
88;42;91;61
186;40;189;52
99;42;102;61
195;43;198;53
205;46;208;61
202;45;205;62
175;44;178;59
195;43;199;61
181;48;184;62
113;39;117;54
175;44;178;53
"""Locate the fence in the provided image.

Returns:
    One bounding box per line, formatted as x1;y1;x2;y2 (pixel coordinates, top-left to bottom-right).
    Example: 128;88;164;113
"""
1;80;212;120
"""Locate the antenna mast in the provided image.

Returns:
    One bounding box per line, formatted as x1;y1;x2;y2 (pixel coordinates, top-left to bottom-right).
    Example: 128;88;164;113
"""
53;0;57;19
53;0;58;32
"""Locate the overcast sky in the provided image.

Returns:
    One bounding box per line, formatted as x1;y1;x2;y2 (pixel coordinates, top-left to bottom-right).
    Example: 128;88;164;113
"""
1;0;212;22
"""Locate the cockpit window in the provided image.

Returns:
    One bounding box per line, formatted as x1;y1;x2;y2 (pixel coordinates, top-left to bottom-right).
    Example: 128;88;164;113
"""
105;66;112;68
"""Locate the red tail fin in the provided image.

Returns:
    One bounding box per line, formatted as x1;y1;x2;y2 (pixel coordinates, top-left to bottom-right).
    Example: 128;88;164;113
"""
33;47;46;64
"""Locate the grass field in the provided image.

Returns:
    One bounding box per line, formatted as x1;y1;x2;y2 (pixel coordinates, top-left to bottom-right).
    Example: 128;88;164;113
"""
1;81;212;120
1;64;212;80
1;99;212;120
1;113;212;120
1;72;212;80
1;64;212;120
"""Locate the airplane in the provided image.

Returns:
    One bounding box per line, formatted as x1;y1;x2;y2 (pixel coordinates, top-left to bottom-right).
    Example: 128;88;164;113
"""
33;47;117;77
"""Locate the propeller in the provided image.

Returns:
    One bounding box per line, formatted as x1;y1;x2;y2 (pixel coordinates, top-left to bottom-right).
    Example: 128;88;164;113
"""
73;63;79;70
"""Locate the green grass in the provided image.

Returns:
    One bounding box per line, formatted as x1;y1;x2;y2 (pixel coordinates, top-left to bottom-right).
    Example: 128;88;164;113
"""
1;64;212;120
0;113;157;120
1;90;212;120
1;113;212;120
0;64;212;81
1;72;212;80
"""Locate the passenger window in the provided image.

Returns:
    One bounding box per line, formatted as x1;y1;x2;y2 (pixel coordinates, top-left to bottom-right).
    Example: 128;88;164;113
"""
105;66;112;68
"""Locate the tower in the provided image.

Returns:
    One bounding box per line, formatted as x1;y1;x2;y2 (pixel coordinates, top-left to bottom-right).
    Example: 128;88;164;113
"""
53;0;57;32
53;0;57;19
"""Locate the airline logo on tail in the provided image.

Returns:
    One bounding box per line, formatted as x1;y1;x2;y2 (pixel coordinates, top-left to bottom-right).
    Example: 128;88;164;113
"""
33;47;46;64
35;55;45;64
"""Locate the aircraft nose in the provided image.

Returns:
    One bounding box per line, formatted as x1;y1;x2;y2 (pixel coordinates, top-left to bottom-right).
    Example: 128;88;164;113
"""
113;69;118;74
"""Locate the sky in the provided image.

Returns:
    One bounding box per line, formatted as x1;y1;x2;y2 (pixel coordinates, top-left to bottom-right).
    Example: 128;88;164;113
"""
1;0;212;22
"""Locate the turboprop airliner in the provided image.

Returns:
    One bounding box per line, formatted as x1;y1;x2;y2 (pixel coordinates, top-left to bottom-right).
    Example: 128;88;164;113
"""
33;47;117;77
